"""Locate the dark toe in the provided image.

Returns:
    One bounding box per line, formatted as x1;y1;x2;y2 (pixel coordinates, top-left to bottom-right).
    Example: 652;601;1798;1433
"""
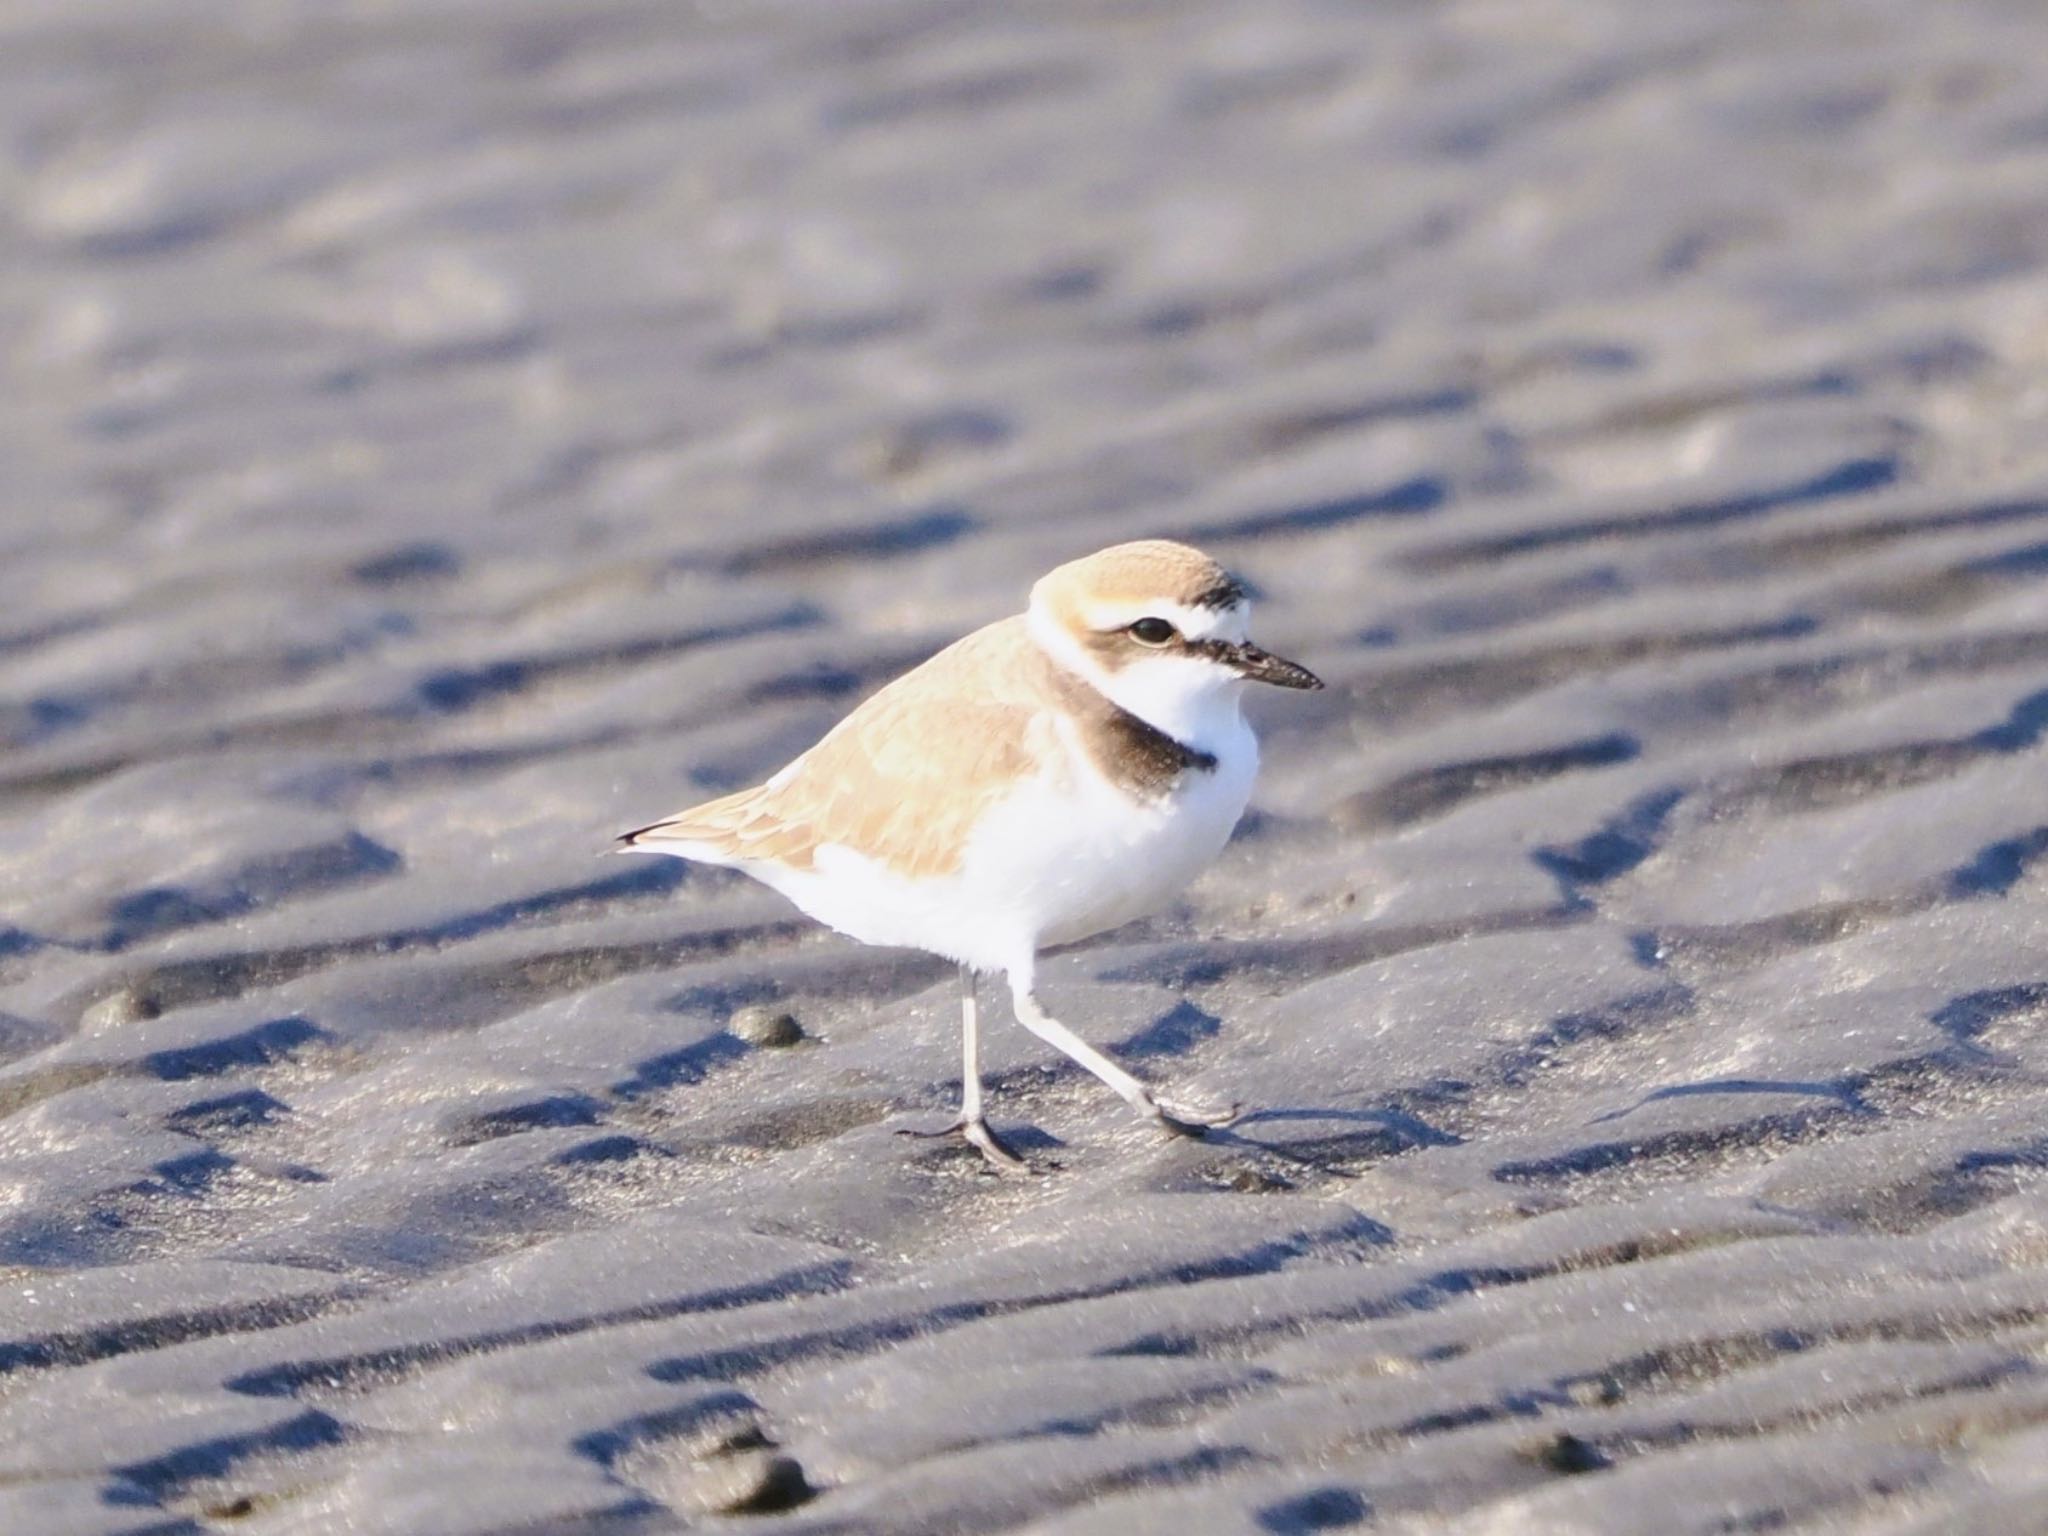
896;1117;969;1141
899;1115;1035;1172
963;1119;1034;1173
1154;1097;1242;1136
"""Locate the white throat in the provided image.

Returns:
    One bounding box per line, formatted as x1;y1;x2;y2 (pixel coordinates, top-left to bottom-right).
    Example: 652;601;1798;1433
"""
1028;605;1251;753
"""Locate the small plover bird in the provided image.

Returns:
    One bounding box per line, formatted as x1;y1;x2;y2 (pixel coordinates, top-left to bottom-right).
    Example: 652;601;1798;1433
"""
620;539;1321;1170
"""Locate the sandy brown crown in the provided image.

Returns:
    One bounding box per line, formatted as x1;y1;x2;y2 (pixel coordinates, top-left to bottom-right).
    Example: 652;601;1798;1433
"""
1029;539;1245;626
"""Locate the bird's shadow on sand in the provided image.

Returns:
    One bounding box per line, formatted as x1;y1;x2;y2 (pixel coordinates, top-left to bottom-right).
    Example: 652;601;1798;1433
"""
1195;1104;1461;1176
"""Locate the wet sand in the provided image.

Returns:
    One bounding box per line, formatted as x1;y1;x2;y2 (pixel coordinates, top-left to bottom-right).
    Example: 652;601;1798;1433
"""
5;1;2048;1530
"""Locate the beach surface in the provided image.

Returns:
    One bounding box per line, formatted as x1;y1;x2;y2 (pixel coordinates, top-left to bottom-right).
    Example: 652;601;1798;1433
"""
5;1;2048;1530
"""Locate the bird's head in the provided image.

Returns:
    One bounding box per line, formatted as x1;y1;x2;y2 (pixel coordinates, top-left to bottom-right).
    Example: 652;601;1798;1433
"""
1028;539;1322;737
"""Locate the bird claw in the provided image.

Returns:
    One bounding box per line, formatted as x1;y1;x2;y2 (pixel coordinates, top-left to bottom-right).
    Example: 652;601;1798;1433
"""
897;1116;1035;1173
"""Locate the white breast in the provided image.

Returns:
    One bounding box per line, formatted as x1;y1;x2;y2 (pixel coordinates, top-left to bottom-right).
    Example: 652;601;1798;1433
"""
955;704;1259;953
754;709;1258;974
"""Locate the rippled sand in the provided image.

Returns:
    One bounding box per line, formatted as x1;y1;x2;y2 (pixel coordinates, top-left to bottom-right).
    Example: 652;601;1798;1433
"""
6;1;2048;1531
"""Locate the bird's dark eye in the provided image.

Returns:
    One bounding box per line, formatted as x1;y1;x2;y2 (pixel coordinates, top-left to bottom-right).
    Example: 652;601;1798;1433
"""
1128;617;1176;646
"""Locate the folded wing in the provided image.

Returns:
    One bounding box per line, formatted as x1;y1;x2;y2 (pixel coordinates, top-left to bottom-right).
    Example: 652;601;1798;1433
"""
619;621;1056;881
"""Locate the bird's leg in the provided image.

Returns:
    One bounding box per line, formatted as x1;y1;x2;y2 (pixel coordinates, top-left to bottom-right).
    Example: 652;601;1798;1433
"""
898;965;1030;1172
1006;965;1239;1138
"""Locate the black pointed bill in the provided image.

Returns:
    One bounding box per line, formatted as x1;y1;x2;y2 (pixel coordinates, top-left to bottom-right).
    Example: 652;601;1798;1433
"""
1209;641;1323;690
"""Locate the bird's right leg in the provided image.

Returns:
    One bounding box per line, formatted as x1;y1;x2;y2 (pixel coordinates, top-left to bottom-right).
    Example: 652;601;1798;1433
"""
898;964;1030;1172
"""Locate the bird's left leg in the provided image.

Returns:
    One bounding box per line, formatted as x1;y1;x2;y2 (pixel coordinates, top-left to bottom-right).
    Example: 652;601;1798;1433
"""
1005;959;1238;1137
898;964;1031;1172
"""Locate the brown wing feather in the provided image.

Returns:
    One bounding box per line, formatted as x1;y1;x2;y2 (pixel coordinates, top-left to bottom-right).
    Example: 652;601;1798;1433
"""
619;618;1059;880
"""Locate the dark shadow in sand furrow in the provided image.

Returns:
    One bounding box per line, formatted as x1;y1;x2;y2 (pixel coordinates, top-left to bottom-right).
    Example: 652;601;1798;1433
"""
1338;733;1639;832
224;1261;854;1400
1344;1331;2036;1492
1569;1353;2038;1465
0;1286;365;1382
96;834;403;954
1649;895;1922;977
1093;905;1586;993
1491;1101;1861;1185
1336;617;1819;731
1251;386;1477;454
1705;682;2048;820
1355;564;1631;648
1203;1108;1462;1178
1534;790;1685;906
1098;1226;1819;1370
1735;493;2048;570
649;1218;1392;1389
64;913;811;1032
0;607;819;810
110;1407;350;1506
1398;455;1898;572
410;603;820;713
1198;476;1445;543
706;508;975;575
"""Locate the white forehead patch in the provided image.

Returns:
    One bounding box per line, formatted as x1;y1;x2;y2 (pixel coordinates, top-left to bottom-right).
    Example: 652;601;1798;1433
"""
1077;598;1249;643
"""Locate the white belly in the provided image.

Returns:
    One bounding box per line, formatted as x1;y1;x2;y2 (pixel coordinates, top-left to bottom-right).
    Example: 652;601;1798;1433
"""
991;728;1258;948
757;719;1258;973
